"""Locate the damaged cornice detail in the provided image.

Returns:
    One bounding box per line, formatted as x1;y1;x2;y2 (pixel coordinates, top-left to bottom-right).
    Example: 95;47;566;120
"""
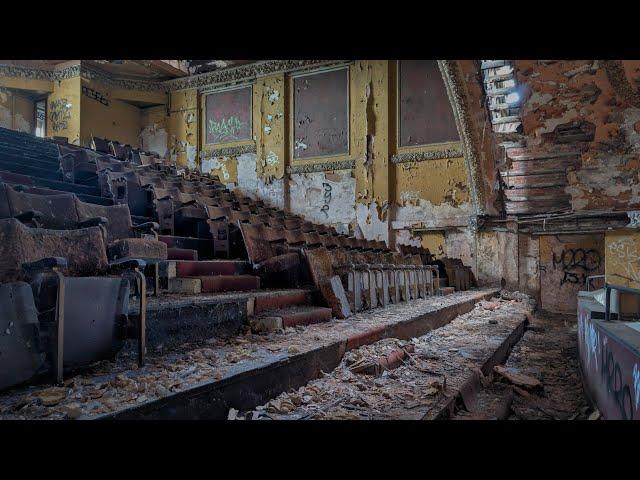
438;60;486;216
201;143;257;158
0;64;56;81
0;62;167;92
170;60;350;92
391;148;464;163
1;60;351;94
287;159;356;174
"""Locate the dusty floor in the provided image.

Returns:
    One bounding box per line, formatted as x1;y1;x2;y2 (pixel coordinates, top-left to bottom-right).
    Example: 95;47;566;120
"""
0;289;495;420
459;312;591;421
242;291;536;420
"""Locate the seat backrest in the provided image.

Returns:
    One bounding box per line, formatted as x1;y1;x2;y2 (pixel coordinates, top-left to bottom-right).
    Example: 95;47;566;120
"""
0;282;44;391
74;198;133;243
92;136;111;154
60;277;129;368
4;183;80;229
0;218;108;282
303;247;334;287
238;222;274;264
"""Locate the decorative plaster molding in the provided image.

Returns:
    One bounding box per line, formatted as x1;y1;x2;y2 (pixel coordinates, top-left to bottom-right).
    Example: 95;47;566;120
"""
201;143;257;158
0;64;54;81
438;60;486;216
78;64;167;92
1;60;351;94
391;147;464;163
168;60;349;92
287;159;355;174
53;64;82;81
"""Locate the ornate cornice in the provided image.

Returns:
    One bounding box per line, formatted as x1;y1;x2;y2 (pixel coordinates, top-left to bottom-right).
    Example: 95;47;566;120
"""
168;60;349;92
201;143;257;158
53;64;82;81
287;159;355;174
438;60;486;216
0;64;54;81
391;147;464;163
1;60;351;94
79;64;167;92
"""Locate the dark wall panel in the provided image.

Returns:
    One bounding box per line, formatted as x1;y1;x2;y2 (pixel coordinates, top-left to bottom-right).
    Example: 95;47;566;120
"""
399;60;459;147
293;68;349;159
204;86;252;145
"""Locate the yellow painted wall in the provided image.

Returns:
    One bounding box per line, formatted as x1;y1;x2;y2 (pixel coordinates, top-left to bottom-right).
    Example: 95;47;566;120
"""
0;88;35;133
80;78;142;148
168;89;198;168
165;60;473;247
47;76;81;144
393;157;469;207
605;230;640;289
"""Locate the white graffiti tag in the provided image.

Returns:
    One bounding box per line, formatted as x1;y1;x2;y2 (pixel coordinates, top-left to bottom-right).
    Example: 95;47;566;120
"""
633;363;640;412
607;238;640;283
585;321;600;371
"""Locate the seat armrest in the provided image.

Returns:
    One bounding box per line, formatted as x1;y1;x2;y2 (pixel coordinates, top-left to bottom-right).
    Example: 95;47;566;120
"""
22;256;68;276
132;221;160;235
108;258;147;274
14;210;43;224
78;216;108;228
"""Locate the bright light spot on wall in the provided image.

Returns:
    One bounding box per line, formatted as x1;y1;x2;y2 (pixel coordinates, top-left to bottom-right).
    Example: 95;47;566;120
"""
505;92;520;104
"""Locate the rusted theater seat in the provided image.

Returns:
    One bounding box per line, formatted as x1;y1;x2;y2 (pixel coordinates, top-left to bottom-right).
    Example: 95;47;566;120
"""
0;219;147;389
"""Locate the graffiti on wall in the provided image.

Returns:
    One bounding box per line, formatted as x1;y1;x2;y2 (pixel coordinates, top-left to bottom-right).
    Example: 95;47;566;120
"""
208;116;247;143
607;238;640;284
48;98;72;132
204;86;252;145
552;248;602;286
82;86;109;106
320;182;332;218
600;337;634;420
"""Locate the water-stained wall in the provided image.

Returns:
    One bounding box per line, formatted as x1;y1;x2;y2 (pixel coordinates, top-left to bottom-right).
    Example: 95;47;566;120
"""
0;88;34;133
169;60;474;258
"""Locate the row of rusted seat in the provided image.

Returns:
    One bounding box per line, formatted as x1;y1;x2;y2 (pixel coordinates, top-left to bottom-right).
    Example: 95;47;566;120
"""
0;131;171;391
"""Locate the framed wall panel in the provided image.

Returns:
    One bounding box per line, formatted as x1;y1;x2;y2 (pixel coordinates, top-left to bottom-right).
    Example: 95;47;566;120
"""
203;85;252;145
398;60;459;148
292;67;349;160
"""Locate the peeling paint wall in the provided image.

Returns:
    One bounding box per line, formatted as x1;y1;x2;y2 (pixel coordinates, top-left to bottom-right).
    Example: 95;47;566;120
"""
140;105;169;157
165;61;476;259
289;170;355;232
509;60;640;212
539;234;605;314
605;230;640;290
0;88;34;133
168;89;198;168
236;153;284;210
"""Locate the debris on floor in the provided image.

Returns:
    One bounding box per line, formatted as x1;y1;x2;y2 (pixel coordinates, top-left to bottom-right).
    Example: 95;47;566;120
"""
246;291;534;420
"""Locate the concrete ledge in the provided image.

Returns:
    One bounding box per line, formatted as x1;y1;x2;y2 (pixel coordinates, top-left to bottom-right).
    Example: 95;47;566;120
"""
97;289;499;420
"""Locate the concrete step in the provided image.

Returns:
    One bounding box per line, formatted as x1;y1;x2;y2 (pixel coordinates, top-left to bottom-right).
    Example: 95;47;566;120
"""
195;275;260;293
176;260;250;277
167;248;198;261
254;290;310;313
168;277;202;294
158;235;213;259
253;305;332;331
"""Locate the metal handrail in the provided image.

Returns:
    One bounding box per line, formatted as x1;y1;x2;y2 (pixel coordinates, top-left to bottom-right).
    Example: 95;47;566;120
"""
605;283;640;322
